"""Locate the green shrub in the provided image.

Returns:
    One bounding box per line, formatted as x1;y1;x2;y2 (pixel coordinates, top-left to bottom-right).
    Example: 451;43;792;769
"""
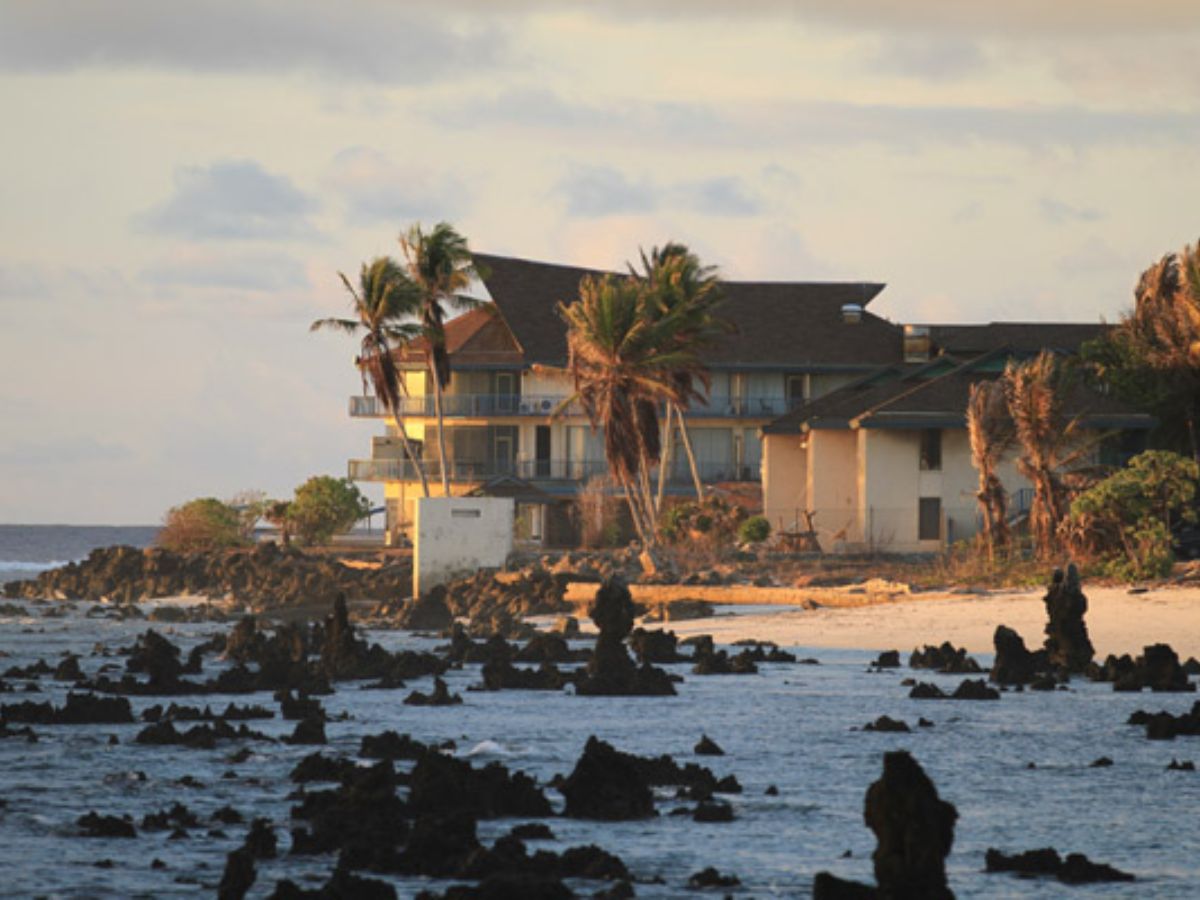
286;476;370;546
1069;450;1198;580
738;515;771;544
157;497;245;552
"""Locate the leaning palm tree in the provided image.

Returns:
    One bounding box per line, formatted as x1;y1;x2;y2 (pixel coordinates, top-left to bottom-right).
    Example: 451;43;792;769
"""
966;379;1015;562
1002;351;1079;559
399;222;480;494
631;243;730;509
311;257;430;497
558;273;704;552
1126;241;1200;462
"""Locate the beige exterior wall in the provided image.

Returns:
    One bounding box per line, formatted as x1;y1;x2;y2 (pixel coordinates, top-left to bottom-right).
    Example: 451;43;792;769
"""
806;429;860;549
521;369;571;396
761;434;808;533
768;425;1056;554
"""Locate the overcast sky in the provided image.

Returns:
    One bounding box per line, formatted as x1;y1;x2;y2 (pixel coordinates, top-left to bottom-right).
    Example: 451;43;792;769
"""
1;1;1198;524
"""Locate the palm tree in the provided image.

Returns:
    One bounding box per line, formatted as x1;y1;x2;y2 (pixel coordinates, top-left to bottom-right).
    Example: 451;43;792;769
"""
630;243;729;509
966;379;1015;561
1002;351;1079;559
311;257;430;498
558;273;704;551
1126;241;1200;462
399;222;480;494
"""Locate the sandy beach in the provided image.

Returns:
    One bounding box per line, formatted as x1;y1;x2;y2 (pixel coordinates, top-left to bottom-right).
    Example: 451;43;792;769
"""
652;585;1200;659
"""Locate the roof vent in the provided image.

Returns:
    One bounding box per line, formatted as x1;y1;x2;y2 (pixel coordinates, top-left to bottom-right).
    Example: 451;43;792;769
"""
841;303;863;324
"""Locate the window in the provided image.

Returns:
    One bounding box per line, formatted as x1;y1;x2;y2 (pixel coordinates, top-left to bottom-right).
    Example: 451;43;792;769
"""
786;375;807;408
919;429;942;471
918;497;941;541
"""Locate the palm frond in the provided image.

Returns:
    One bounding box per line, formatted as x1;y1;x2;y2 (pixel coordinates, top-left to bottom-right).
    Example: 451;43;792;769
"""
310;317;360;334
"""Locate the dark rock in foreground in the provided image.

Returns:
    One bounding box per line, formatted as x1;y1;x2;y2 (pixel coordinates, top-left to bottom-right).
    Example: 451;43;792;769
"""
77;811;137;838
688;866;740;889
560;736;655;821
814;750;957;899
985;847;1135;884
1128;699;1200;739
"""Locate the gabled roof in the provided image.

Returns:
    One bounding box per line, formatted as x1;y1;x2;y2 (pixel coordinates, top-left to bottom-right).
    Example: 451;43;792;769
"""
763;348;1155;434
927;322;1109;356
396;304;523;367
472;252;900;371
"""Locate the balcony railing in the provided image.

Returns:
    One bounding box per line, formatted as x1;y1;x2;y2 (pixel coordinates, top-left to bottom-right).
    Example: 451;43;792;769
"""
349;393;798;419
348;457;761;485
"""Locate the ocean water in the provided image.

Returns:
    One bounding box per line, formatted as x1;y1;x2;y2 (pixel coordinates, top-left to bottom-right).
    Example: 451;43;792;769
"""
2;537;1200;896
0;525;160;585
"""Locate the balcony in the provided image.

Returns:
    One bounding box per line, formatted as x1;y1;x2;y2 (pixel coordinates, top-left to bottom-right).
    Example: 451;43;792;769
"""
349;393;799;420
348;457;761;485
349;394;577;419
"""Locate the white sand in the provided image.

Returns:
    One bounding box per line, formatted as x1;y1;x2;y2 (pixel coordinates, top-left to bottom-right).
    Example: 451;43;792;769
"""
655;586;1200;658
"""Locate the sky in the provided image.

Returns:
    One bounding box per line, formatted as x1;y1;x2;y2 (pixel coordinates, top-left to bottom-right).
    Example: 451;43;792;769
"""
1;1;1198;524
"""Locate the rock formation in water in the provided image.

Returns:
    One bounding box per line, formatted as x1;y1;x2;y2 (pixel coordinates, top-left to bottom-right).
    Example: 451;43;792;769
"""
1093;643;1194;692
1042;565;1094;674
990;625;1046;685
575;578;675;696
985;847;1134;884
3;541;412;609
560;736;656;820
909;642;981;674
814;751;957;899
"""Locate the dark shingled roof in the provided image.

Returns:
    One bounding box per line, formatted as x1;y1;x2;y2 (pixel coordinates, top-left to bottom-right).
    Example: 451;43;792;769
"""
763;350;1155;434
472;252;900;370
927;322;1109;356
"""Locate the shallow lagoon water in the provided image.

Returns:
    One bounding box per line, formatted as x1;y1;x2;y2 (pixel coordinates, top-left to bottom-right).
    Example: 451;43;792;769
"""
2;601;1199;898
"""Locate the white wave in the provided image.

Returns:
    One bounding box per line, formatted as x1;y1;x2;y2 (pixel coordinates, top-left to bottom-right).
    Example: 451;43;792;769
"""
463;739;513;758
0;560;71;572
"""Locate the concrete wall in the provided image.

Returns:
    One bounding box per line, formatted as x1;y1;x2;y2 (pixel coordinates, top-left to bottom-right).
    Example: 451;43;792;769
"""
857;429;914;550
414;497;514;596
806;429;860;548
761;434;808;533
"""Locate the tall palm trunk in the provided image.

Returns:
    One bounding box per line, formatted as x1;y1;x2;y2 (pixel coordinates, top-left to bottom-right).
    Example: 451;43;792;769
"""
430;372;451;494
656;403;675;513
673;403;704;500
388;397;430;498
617;471;654;548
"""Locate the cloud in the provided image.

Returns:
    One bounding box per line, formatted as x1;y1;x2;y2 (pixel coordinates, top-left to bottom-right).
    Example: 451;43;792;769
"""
140;249;310;292
952;201;985;223
0;263;133;306
324;147;469;226
0;1;506;83
555;166;657;218
553;166;763;219
678;178;762;217
1039;196;1103;225
0;264;52;302
0;437;134;467
428;88;723;137
433;89;1200;152
1056;237;1135;277
135;160;319;241
866;36;987;80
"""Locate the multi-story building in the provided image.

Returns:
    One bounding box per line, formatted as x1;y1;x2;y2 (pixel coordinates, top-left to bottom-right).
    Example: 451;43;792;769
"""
761;325;1154;552
347;253;903;545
